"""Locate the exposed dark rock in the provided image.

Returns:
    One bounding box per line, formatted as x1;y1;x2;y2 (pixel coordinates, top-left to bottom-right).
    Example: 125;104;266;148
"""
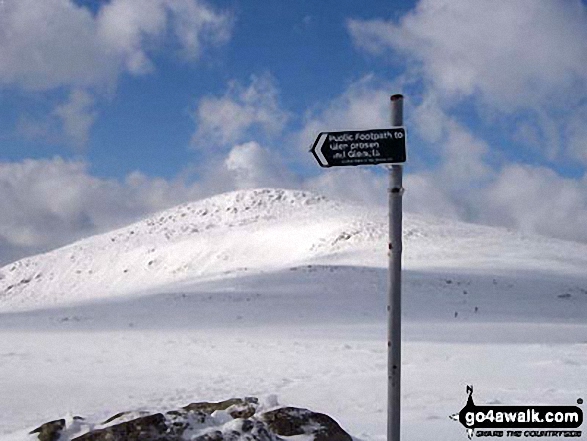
193;430;224;441
30;398;352;441
102;411;130;425
261;407;353;441
30;419;66;441
73;413;174;441
101;411;150;425
183;397;258;419
192;419;279;441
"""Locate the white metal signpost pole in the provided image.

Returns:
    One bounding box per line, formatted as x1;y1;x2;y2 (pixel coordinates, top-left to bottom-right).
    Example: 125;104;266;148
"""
309;94;406;441
388;94;404;441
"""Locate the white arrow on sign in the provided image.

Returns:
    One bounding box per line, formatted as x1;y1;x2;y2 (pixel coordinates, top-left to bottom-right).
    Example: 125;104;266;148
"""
312;133;328;167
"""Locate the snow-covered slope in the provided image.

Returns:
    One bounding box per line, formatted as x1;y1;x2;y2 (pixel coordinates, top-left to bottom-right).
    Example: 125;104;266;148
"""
1;188;587;440
1;188;586;311
0;189;367;310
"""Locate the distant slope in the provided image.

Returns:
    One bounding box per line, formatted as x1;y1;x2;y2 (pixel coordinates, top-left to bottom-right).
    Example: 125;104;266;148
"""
1;188;586;311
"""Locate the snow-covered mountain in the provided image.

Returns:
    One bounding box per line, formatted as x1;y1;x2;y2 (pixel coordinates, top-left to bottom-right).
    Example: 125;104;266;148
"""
1;188;586;312
1;189;587;440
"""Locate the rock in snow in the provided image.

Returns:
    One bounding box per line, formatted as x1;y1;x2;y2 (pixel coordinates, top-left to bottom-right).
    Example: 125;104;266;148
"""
29;397;353;441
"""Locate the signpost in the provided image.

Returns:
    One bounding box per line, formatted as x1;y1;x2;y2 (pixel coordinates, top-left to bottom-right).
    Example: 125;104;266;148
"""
310;128;406;167
310;94;406;441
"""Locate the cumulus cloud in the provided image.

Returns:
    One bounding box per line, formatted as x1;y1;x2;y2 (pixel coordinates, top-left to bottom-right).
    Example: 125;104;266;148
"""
348;0;587;111
404;95;587;240
53;89;97;148
0;0;232;91
299;75;392;143
0;0;112;91
192;74;289;149
296;72;587;242
565;105;587;164
348;0;587;166
482;165;587;242
401;134;587;243
336;0;587;242
0;0;232;148
224;141;295;189
403;163;587;244
0;157;202;264
442;124;492;193
15;89;97;148
304;168;388;207
296;75;490;206
164;0;233;59
405;93;587;239
0;146;297;265
403;171;462;220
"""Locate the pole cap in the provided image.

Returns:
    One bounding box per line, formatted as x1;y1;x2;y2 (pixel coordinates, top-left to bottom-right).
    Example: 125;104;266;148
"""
390;94;404;101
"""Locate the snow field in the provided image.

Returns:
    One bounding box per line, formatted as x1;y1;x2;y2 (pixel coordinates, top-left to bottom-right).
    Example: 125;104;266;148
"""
0;189;586;440
1;325;585;440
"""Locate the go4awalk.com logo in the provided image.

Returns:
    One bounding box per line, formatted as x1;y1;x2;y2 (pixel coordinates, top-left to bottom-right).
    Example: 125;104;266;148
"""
450;386;583;439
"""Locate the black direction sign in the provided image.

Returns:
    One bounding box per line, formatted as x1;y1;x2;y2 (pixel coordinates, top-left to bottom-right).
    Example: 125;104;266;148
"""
311;128;406;167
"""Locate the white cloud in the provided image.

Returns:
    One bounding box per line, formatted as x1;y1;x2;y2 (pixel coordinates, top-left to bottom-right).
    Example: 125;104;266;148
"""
410;91;492;188
403;163;587;243
400;134;587;242
0;0;232;91
347;1;587;164
0;157;203;264
298;76;491;200
347;0;587;165
401;97;495;221
302;75;391;135
0;0;111;91
304;168;387;207
411;92;445;143
403;171;462;220
565;106;587;164
338;0;587;241
95;0;167;75
192;74;289;149
165;0;232;59
53;89;97;148
439;120;493;192
481;165;587;242
0;146;297;264
0;0;232;148
296;76;587;242
224;141;294;189
15;89;98;148
404;95;587;236
348;0;587;111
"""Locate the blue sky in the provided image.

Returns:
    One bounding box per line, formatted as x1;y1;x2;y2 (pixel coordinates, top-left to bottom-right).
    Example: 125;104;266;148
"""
1;0;587;264
2;0;411;178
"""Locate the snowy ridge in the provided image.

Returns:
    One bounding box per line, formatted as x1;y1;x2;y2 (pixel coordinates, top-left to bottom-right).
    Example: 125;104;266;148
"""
1;188;587;311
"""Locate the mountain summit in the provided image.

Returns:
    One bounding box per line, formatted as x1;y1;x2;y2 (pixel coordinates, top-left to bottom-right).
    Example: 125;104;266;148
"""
1;188;586;311
0;189;377;310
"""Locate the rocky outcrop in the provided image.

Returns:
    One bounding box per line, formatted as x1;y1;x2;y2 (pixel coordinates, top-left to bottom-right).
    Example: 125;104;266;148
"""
30;419;67;441
261;407;352;441
29;397;353;441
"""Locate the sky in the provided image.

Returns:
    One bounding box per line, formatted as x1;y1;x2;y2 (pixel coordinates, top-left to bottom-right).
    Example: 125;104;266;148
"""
1;0;587;265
